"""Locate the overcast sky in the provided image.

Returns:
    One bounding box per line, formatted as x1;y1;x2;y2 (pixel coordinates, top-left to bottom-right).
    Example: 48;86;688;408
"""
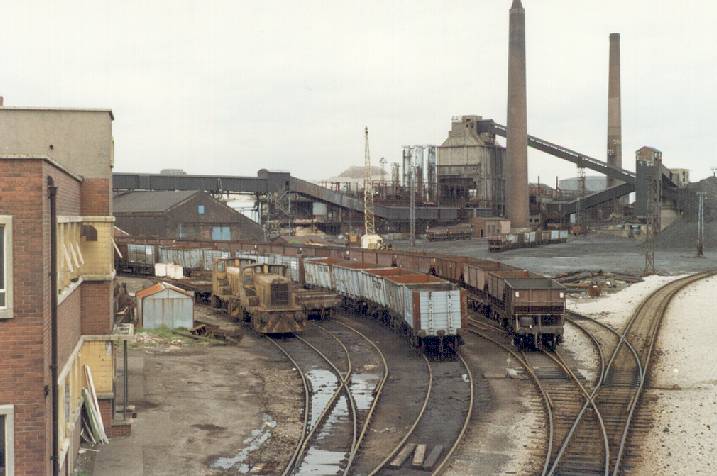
1;0;716;183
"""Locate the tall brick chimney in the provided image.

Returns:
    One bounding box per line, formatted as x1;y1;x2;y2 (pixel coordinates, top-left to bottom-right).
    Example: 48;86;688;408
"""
505;0;529;229
607;33;624;204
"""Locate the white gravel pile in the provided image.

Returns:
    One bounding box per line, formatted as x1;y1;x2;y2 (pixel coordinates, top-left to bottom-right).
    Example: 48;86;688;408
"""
637;275;717;475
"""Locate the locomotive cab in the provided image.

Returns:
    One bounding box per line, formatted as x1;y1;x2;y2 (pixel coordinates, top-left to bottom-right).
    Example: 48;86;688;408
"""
237;264;305;334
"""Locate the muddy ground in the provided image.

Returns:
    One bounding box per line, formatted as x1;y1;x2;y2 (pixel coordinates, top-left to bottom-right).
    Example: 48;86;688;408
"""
85;303;302;476
393;235;717;276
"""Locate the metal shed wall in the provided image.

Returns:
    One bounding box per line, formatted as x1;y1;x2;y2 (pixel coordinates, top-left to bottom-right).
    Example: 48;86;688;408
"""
140;288;194;329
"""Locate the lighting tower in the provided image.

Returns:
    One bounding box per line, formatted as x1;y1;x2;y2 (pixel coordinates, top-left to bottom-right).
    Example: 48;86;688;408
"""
363;127;376;236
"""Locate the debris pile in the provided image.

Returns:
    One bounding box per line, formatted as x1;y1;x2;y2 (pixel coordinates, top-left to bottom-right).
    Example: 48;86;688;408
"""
656;218;717;250
554;270;642;297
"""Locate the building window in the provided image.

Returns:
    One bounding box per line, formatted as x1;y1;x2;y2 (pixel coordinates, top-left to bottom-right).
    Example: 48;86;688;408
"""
0;404;14;476
197;205;205;215
0;216;13;319
64;381;71;426
211;226;231;241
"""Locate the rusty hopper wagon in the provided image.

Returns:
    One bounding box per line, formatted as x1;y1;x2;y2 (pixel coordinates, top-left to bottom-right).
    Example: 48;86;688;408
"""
466;265;565;349
502;277;565;349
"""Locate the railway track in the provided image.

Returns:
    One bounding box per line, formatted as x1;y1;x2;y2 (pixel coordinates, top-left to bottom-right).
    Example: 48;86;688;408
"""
267;318;390;475
467;316;609;475
464;317;554;475
550;271;716;475
267;325;357;475
367;351;473;475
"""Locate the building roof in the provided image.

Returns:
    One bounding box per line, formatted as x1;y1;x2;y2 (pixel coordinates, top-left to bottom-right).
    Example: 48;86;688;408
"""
0;154;84;182
0;106;114;120
135;282;192;300
114;190;198;213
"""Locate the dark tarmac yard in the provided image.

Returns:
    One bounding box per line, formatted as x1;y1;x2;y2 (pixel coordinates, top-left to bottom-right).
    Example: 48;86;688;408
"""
393;235;717;277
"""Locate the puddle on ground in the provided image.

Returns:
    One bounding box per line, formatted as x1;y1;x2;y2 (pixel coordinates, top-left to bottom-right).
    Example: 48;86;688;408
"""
294;370;352;475
316;395;350;441
295;448;348;475
349;373;380;411
210;413;277;473
307;368;339;427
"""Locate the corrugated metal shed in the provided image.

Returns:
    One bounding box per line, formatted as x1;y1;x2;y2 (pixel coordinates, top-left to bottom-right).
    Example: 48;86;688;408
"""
136;282;194;329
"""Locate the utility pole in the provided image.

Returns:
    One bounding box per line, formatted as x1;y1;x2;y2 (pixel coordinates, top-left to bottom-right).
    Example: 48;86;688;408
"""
697;191;705;257
643;166;659;275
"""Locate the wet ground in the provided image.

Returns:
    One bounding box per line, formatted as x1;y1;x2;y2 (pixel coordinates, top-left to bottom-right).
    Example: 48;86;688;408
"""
86;305;303;476
393;235;717;276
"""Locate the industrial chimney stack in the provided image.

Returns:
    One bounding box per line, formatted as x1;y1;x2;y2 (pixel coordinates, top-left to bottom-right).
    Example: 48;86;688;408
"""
505;0;529;229
607;33;623;194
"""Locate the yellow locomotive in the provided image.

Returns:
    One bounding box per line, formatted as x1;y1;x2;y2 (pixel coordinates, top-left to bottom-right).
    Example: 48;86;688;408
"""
212;258;305;334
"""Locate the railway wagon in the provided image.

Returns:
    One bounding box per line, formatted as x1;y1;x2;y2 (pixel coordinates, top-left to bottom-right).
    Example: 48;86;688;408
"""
116;243;156;275
303;258;465;354
426;224;473;241
473;268;565;350
502;277;565;349
116;238;566;350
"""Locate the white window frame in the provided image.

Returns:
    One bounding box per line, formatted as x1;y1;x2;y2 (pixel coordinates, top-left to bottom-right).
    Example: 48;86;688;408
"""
0;404;14;476
0;216;13;319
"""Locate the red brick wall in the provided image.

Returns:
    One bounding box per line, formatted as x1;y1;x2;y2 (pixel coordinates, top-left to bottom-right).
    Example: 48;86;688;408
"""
0;159;85;476
46;162;82;216
0;160;50;476
81;178;111;216
81;282;113;335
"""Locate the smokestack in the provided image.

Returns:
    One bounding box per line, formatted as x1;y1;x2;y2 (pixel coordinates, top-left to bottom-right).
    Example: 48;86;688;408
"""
608;33;622;189
505;0;529;229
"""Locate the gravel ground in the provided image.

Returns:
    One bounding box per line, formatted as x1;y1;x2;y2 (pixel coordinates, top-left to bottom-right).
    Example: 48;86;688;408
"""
636;275;717;475
393;235;717;276
444;332;542;476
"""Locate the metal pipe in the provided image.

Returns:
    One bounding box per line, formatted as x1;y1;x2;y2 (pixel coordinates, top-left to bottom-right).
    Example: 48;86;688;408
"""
123;340;129;420
48;176;59;476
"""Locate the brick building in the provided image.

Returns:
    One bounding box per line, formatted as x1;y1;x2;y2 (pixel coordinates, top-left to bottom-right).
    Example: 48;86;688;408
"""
0;107;129;476
113;190;263;241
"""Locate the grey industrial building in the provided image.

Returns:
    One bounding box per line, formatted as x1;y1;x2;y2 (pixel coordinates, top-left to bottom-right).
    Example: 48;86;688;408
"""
437;115;505;215
114;190;263;241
